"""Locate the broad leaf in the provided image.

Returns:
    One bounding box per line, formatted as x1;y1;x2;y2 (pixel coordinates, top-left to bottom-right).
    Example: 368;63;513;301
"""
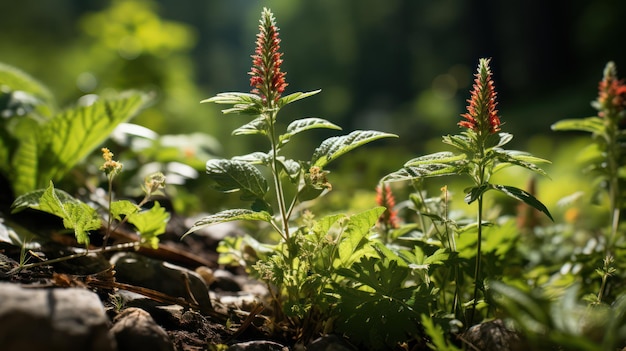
206;159;268;200
38;181;100;245
494;132;514;148
11;133;38;196
110;200;139;221
0;62;56;118
551;117;604;134
183;209;273;238
277;89;321;107
232;116;267;136
493;149;550;177
442;134;472;152
311;130;398;168
464;184;492;204
493;185;553;221
403;152;466;167
231;152;269;165
127;202;170;249
35;91;150;191
11;185;80;214
337;207;385;266
279;117;341;146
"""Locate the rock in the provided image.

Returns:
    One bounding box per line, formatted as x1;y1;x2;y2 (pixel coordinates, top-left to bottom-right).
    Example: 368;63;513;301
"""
111;252;212;312
0;282;115;351
228;340;289;351
462;319;528;351
111;307;174;351
212;268;243;292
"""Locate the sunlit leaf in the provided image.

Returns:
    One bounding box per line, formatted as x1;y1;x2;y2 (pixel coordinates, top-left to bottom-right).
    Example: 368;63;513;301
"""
0;62;56;118
337;206;384;266
205;159;268;201
279;117;341;146
11;133;38;195
110;200;139;221
231;152;269;165
277;89;321;107
551;117;604;134
232;116;267;136
127;202;170;249
11;185;80;214
183;209;273;238
493;185;553;221
35;91;150;191
492;149;550;177
202;92;262;115
442;134;472;152
311;130;398;168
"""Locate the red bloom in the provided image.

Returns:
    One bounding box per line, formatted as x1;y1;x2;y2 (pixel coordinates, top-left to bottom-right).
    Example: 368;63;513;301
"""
596;61;626;118
459;58;501;135
376;184;399;229
248;8;288;104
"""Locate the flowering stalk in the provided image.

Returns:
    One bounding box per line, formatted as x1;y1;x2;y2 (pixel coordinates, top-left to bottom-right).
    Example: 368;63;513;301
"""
100;147;123;246
376;183;399;241
249;7;291;239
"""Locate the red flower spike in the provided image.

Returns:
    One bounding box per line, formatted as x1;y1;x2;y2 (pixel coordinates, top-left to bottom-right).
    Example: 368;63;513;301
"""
596;62;626;119
459;58;502;135
248;8;288;104
376;184;399;230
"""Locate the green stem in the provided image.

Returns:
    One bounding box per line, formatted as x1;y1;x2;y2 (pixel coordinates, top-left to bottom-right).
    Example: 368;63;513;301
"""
267;109;290;240
103;176;114;246
469;194;483;324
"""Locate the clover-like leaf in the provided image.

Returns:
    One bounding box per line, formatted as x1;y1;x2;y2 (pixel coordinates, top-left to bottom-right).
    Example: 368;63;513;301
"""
311;130;397;168
206;159;268;201
183;209;273;238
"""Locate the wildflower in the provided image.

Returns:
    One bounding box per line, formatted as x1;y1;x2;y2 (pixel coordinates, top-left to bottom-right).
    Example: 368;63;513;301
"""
459;58;501;135
248;7;288;104
100;147;123;177
376;184;399;229
595;61;626;119
143;172;166;196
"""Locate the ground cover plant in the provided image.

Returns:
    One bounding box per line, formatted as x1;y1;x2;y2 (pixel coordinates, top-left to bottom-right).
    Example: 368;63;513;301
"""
1;5;626;351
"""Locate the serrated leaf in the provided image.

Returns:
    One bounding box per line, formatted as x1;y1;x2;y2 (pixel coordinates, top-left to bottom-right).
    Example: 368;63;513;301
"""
183;209;273;238
311;130;398;168
551;117;604;134
10;185;81;214
127;202;170;249
337;207;385;266
403;152;466;167
201;92;262;115
206;159;268;200
38;181;100;245
493;185;553;221
232;116;267;136
279;117;341;146
231;152;269;165
110;200;139;221
277;89;321;107
35;91;150;191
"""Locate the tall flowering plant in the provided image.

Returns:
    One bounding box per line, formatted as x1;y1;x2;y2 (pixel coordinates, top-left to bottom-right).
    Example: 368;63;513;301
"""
552;61;626;303
183;7;396;336
384;58;552;324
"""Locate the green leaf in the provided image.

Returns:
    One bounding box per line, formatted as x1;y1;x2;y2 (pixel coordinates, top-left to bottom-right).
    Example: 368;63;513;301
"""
38;181;100;245
232;116;267;136
11;133;38;196
551;117;604;134
10;185;81;214
110;200;139;221
311;130;398;168
127;202;170;249
231;152;269;165
493;185;554;221
494;132;514;148
35;91;150;191
493;150;550;177
464;184;492;204
337;207;384;266
0;62;56;117
442;134;472;152
279;117;341;146
206;159;268;201
277;89;321;107
201;92;262;115
183;209;273;238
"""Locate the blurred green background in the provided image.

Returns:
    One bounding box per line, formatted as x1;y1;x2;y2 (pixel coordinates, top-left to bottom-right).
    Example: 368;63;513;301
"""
0;0;623;217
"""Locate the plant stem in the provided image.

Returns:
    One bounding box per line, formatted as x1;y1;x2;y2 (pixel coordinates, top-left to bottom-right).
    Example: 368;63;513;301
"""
103;176;114;246
469;194;483;324
267;109;290;240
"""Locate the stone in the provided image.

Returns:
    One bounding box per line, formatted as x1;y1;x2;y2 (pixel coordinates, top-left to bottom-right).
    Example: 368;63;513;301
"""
0;282;115;351
228;340;289;351
111;307;174;351
306;334;357;351
110;252;212;312
462;319;528;351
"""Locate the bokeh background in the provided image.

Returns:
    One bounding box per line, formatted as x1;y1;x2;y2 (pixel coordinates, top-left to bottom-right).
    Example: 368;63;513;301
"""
1;0;624;218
